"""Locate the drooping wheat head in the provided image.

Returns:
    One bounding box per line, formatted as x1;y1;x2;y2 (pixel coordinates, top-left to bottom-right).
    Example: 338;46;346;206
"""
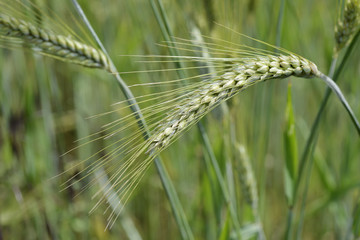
147;54;320;154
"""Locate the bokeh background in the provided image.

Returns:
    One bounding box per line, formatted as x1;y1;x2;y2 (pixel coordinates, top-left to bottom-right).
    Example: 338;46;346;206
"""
0;0;359;239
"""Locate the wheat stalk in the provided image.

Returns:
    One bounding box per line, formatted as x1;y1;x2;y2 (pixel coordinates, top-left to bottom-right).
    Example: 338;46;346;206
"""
335;0;360;53
0;14;111;71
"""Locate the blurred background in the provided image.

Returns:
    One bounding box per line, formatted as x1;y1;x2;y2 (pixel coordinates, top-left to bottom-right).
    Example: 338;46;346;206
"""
0;0;359;239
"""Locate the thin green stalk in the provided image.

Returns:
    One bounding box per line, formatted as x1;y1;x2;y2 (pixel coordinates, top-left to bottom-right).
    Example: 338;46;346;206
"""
318;73;360;134
71;1;193;239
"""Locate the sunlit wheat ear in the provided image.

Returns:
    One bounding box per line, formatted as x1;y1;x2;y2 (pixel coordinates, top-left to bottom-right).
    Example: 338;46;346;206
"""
147;54;320;154
0;13;111;71
335;0;360;53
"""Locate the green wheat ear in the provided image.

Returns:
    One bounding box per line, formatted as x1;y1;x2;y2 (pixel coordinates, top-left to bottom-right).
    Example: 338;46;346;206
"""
147;54;320;155
335;0;360;53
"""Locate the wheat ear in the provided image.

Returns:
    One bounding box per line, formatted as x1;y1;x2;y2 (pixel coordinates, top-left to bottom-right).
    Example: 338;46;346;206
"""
148;54;320;154
0;14;111;71
335;0;360;53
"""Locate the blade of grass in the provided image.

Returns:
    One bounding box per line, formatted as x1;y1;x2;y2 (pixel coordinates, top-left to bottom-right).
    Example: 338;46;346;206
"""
71;1;193;239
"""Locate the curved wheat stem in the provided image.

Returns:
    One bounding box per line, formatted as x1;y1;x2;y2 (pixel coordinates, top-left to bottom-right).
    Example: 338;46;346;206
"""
0;14;111;71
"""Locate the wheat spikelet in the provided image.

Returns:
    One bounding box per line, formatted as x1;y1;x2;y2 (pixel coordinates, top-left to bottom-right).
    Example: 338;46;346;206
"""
0;14;111;71
335;0;360;53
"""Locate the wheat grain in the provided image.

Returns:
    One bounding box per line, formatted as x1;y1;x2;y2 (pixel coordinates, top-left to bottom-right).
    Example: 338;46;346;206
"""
148;54;320;154
0;14;111;71
335;0;360;53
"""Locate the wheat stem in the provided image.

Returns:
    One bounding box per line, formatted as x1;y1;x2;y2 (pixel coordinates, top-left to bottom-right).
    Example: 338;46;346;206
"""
318;72;360;135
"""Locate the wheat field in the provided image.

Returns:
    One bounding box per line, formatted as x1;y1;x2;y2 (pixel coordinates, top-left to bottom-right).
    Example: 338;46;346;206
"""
0;0;359;239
